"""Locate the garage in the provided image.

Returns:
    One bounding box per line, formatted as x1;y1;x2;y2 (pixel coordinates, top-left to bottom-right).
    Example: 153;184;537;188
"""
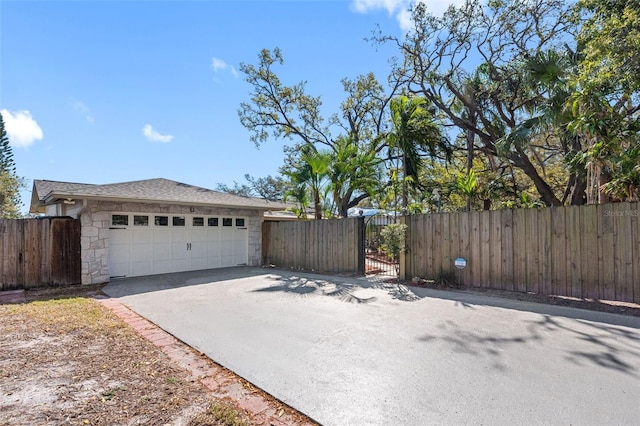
109;213;248;278
29;178;288;284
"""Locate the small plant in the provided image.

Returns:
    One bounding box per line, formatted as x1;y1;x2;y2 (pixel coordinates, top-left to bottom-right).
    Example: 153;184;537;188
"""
379;223;408;276
433;270;460;288
189;401;248;426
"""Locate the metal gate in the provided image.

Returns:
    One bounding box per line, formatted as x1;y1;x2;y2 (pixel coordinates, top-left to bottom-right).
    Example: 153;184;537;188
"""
364;213;399;276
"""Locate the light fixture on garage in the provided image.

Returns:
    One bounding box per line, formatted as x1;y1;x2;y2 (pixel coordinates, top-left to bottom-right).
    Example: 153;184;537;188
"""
63;198;75;205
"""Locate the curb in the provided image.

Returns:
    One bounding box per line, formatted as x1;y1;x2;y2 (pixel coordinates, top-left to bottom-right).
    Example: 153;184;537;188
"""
96;297;317;426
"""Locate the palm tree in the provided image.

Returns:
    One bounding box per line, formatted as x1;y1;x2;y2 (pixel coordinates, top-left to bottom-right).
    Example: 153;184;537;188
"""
328;136;381;218
283;145;331;220
387;96;450;212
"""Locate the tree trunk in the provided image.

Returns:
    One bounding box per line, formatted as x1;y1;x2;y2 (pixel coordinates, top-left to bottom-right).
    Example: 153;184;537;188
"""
570;174;587;205
466;124;474;212
509;150;562;206
313;190;322;220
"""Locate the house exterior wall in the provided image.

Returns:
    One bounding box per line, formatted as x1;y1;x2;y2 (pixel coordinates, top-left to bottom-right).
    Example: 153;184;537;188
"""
64;200;264;285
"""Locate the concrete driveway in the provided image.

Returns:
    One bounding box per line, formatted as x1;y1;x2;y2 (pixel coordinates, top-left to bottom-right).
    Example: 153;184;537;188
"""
103;267;640;425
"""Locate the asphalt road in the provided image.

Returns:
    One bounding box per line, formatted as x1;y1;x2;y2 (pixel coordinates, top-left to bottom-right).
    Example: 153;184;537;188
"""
104;267;640;426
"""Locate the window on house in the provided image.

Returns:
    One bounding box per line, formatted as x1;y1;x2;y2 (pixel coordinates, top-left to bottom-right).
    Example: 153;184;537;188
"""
133;215;149;226
208;217;219;227
193;217;204;227
222;218;233;227
235;218;245;227
112;214;128;226
173;216;186;226
155;216;169;226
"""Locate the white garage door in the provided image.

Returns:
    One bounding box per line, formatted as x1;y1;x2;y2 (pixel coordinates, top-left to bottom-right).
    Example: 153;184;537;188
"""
109;213;248;278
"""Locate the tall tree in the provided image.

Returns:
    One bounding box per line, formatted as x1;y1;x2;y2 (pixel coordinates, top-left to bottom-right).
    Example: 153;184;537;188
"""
569;0;640;202
576;0;640;100
386;95;450;211
282;145;331;219
238;48;398;216
328;136;382;217
0;112;23;218
376;0;576;206
216;174;288;201
0;112;16;174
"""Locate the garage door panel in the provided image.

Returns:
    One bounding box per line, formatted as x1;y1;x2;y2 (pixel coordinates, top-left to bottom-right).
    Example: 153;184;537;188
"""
153;242;171;261
191;230;208;242
221;254;236;267
190;257;209;270
153;229;171;243
109;214;249;278
206;256;222;269
132;229;153;243
171;259;190;273
131;261;153;277
171;242;189;258
152;261;172;275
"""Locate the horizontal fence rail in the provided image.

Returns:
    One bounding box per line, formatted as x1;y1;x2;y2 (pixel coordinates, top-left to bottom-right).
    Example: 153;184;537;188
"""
0;217;81;290
262;218;364;275
404;203;640;303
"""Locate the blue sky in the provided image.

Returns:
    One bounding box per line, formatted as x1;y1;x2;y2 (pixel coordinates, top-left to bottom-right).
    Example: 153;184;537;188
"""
1;0;458;213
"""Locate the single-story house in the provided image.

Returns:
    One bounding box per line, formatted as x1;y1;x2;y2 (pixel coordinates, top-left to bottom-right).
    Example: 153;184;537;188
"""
29;178;289;285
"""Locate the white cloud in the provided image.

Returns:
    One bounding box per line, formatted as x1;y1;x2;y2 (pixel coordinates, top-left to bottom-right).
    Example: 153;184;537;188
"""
72;99;94;123
211;56;239;78
351;0;407;15
0;109;44;148
351;0;466;32
142;124;173;143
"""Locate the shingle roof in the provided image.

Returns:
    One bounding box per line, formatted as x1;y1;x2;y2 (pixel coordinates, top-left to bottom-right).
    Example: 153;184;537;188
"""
32;178;288;211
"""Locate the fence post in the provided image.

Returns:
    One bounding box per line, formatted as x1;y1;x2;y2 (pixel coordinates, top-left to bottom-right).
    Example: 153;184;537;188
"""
261;221;271;266
356;216;365;276
399;215;407;281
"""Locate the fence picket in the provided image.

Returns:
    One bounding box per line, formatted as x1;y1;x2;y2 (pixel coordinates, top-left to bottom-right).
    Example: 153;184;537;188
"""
0;218;80;289
262;204;639;304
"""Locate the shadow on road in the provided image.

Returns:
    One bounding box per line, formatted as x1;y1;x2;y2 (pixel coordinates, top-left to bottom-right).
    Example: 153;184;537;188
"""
415;311;640;378
103;266;267;298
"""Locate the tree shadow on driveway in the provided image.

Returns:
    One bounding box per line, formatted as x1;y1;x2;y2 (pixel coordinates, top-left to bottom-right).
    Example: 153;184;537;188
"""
253;274;379;304
416;310;640;378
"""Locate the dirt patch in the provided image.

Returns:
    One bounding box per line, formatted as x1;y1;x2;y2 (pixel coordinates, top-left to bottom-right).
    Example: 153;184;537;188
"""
0;293;314;425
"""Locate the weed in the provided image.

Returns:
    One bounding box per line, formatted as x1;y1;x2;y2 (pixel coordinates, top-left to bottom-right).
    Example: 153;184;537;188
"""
434;270;460;288
189;401;248;426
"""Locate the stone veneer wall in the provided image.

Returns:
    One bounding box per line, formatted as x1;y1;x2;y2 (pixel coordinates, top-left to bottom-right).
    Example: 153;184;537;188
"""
78;200;264;285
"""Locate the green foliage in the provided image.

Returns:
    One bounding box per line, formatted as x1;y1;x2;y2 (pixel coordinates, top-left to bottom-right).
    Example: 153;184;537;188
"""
379;223;407;273
189;401;248;426
328;136;382;217
386;95;450;211
577;0;640;97
456;169;478;198
377;0;575;207
238;49;399;216
239;0;640;211
215;174;287;201
0;112;23;217
282;145;331;219
0;112;16;174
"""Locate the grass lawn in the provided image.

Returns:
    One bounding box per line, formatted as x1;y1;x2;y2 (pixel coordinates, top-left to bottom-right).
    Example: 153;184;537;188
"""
0;296;251;425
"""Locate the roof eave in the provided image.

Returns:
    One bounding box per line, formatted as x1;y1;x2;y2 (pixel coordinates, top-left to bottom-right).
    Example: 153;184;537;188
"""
43;192;283;212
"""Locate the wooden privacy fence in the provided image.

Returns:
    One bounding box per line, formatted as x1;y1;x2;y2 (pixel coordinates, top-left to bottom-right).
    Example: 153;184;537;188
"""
262;218;365;275
0;217;81;290
403;202;640;303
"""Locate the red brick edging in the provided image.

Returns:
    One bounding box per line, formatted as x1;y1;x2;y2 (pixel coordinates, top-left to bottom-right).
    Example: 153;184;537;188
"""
97;297;314;426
